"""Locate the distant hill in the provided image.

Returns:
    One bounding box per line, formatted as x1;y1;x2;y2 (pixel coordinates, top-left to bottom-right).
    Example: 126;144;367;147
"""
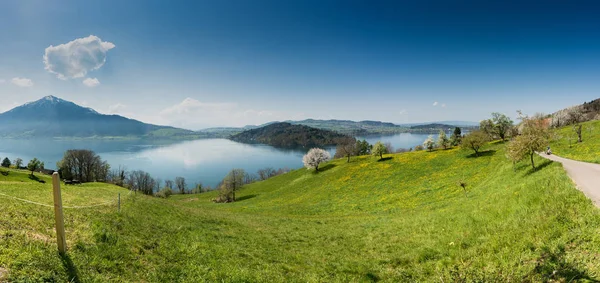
410;123;456;130
550;98;600;127
0;96;197;139
288;119;403;135
229;122;350;148
205;119;478;137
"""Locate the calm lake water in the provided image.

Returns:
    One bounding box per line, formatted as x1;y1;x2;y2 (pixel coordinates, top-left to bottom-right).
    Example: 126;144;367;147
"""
0;133;430;188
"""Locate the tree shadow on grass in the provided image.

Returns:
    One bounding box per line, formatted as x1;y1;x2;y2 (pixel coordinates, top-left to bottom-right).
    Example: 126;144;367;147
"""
28;174;45;183
314;164;337;173
524;159;553;176
60;253;81;283
377;157;393;162
0;170;8;176
466;150;496;158
236;194;257;202
531;246;599;282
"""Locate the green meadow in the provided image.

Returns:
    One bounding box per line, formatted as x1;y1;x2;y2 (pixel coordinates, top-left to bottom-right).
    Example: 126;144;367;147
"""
550;119;600;164
2;142;600;282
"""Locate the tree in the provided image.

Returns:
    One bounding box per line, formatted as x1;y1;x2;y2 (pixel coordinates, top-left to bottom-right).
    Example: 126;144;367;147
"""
355;139;372;156
334;137;357;163
257;167;275;181
384;142;394;154
13;158;23;169
491;112;514;141
423;135;435;152
165;179;174;189
127;170;156;195
437;130;449;149
27;158;41;176
574;124;583;143
506;113;551;169
460;131;488;156
57;149;108;182
479;119;495;139
450;127;462;146
215;169;246;202
154;178;162;192
108;165;127;187
371;141;388;160
567;108;585;125
175;177;187;194
302;148;331;172
1;157;10;168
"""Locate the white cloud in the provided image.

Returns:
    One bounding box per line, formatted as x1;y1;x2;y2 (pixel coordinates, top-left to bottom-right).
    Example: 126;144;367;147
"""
82;78;100;87
44;35;115;80
11;77;33;87
108;103;127;114
398;109;407;115
154;97;302;130
433;101;438;106
441;103;446;108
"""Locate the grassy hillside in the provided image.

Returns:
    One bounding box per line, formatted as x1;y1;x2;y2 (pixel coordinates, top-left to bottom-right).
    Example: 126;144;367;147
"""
550;119;600;163
2;143;600;282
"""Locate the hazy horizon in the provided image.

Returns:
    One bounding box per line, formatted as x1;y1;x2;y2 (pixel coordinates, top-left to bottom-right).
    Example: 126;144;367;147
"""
1;1;599;129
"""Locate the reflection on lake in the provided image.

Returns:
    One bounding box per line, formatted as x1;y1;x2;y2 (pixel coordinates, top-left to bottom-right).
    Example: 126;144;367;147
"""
0;133;431;187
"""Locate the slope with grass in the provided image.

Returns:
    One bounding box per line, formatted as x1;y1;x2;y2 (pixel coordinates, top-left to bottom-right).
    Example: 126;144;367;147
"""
550;119;600;163
2;143;600;282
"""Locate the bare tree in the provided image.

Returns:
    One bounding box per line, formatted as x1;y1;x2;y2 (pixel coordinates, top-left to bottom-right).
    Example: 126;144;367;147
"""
257;167;275;181
154;178;162;192
175;177;186;194
334;137;357;163
383;142;394;155
128;170;156;195
165;179;174;189
57;149;108;182
574;124;583;143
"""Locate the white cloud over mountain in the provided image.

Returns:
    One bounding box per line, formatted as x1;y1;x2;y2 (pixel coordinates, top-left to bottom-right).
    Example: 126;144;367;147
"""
44;35;115;80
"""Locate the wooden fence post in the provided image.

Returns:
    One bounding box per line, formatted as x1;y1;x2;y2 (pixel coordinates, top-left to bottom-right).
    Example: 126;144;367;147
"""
52;172;67;254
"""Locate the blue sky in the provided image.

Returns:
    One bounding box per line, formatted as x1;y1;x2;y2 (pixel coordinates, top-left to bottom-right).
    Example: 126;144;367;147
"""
1;0;599;129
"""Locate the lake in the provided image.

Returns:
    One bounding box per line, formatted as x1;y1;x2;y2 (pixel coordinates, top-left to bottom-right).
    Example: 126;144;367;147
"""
0;133;431;188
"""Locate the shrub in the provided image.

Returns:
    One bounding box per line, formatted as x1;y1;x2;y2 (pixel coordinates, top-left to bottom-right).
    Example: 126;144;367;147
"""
155;187;173;198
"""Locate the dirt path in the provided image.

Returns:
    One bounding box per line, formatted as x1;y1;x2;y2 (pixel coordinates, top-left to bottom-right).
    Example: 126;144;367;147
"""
540;153;600;207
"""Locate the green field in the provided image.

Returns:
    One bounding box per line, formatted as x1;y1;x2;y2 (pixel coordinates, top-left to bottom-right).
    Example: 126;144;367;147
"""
550;119;600;163
2;143;600;282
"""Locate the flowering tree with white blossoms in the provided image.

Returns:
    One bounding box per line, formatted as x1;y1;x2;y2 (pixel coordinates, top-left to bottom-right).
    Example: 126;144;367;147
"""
302;148;331;172
423;135;435;152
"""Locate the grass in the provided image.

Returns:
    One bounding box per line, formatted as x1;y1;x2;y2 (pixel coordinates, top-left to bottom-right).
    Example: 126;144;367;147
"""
2;143;600;282
550;119;600;163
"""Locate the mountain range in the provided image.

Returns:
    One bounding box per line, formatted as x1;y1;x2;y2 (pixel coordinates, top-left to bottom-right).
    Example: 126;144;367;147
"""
0;96;479;139
0;96;198;139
